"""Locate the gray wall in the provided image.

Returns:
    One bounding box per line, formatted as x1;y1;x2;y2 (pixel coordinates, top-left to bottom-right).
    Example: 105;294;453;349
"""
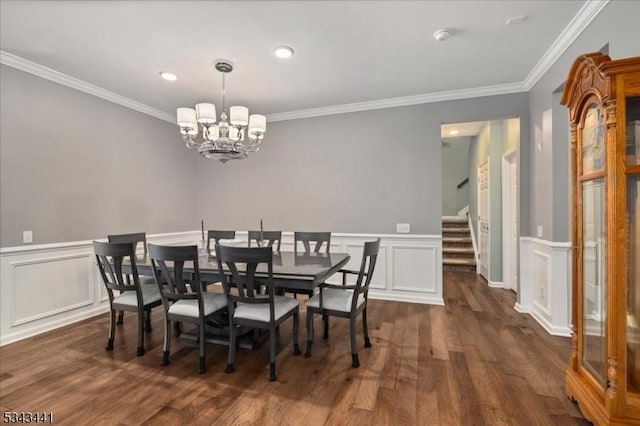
196;93;529;235
0;65;198;247
441;136;471;216
526;0;640;241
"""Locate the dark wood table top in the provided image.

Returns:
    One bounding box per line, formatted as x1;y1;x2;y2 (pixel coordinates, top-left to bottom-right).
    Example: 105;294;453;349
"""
132;251;350;286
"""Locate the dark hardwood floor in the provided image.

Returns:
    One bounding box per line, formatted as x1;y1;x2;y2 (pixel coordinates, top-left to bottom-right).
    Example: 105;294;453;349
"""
0;272;588;425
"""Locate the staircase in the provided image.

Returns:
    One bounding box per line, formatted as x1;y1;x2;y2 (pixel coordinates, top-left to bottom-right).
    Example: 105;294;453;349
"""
443;217;476;273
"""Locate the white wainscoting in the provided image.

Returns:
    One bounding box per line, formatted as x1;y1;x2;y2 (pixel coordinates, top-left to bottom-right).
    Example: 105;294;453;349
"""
0;231;442;346
518;237;571;336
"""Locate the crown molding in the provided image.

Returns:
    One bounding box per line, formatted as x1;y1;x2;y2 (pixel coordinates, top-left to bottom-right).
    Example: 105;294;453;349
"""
0;0;609;124
0;50;175;124
523;0;610;90
267;82;527;122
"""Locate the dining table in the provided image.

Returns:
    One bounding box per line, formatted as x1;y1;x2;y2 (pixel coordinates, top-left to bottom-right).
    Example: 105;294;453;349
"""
127;249;350;349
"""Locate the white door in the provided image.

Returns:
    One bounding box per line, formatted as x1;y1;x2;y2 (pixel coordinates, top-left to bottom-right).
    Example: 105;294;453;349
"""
478;160;489;280
502;153;518;292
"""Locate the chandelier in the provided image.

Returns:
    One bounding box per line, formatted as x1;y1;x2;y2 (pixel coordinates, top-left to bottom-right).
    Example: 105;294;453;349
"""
176;60;266;163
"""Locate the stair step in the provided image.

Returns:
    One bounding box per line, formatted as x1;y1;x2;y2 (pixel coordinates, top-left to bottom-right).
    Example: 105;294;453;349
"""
443;247;474;254
442;227;469;233
443;263;477;272
443;237;472;244
443;258;476;266
442;217;467;223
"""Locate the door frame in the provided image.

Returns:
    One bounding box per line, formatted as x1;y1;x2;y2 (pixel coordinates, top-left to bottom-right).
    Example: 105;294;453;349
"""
502;149;518;292
478;159;489;280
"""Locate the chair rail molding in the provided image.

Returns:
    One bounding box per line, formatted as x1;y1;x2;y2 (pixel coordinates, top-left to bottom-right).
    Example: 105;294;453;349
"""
518;237;572;337
0;231;443;346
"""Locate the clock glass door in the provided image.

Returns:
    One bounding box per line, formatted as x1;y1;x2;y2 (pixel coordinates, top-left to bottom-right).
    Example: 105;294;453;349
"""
626;96;640;393
581;103;607;386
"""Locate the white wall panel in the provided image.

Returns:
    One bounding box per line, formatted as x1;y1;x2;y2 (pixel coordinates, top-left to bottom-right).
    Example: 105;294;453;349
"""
391;246;438;293
10;253;94;326
1;231;443;345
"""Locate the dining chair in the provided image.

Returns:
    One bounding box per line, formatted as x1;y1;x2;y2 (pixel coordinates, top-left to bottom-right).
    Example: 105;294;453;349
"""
248;230;282;251
108;232;154;325
215;244;301;381
294;231;331;254
206;230;236;253
304;238;380;368
94;240;162;356
148;244;228;374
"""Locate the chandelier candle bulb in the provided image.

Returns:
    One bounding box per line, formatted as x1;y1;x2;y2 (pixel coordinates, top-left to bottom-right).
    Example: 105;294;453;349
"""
230;106;249;126
177;108;197;127
195;103;216;124
249;114;266;133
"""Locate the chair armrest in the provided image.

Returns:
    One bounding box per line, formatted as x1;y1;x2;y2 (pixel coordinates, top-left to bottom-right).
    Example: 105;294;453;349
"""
338;269;367;286
338;269;361;275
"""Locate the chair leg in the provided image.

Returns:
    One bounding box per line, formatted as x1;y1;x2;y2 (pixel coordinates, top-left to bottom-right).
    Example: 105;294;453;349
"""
350;317;359;368
226;321;236;374
198;322;206;374
304;309;314;357
161;317;171;366
363;308;371;348
293;312;301;355
136;310;145;356
117;310;124;325
173;321;182;337
323;314;329;339
105;309;115;351
269;324;277;382
145;309;152;333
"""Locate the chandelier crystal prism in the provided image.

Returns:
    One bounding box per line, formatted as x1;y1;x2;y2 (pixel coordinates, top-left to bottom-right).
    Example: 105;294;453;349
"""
176;60;266;163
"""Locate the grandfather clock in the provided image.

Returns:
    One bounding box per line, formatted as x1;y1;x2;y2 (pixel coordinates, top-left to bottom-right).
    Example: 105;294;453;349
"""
561;52;640;425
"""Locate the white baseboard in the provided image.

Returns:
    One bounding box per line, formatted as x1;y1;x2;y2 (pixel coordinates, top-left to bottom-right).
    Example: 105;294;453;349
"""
488;280;503;288
0;305;109;346
529;307;572;337
368;290;444;306
1;230;443;346
514;303;529;313
518;237;571;338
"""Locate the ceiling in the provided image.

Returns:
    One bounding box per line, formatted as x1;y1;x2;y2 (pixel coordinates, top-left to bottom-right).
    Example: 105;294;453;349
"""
0;1;587;119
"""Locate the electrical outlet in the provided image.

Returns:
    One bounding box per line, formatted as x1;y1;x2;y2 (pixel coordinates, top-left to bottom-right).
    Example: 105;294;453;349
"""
537;225;543;238
23;230;33;244
540;286;545;302
396;223;410;233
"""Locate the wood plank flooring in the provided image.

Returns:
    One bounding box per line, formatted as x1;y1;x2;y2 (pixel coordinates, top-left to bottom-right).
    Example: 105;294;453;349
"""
0;272;589;425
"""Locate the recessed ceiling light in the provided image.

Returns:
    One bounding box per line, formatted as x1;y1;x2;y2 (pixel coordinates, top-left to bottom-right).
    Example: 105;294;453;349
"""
450;129;459;135
274;46;294;59
433;29;452;42
506;15;527;26
159;71;177;81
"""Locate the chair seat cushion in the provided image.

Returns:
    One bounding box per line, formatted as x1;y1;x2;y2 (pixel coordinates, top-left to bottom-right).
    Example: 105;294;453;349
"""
168;292;227;318
113;284;161;307
234;296;298;322
307;288;365;312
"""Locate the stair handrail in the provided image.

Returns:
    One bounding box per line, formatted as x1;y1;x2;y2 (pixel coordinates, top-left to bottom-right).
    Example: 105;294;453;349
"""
456;177;469;189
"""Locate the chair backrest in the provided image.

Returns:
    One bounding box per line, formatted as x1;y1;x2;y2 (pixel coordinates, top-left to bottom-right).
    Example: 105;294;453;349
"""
248;230;282;251
207;230;236;252
294;231;331;254
353;238;381;297
148;244;202;310
215;245;275;320
108;232;147;255
94;240;142;305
